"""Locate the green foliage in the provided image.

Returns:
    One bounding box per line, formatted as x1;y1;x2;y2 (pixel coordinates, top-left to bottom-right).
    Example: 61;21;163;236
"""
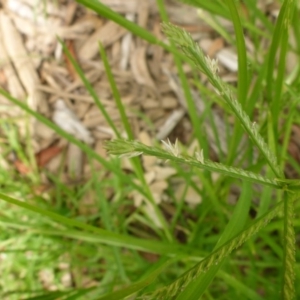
0;0;299;299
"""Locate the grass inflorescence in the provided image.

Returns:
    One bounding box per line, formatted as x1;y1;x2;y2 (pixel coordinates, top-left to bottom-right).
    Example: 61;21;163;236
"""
0;0;299;299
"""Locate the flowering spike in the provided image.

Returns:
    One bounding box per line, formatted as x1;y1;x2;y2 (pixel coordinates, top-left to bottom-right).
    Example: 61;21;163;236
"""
161;138;180;157
119;151;143;159
195;149;204;163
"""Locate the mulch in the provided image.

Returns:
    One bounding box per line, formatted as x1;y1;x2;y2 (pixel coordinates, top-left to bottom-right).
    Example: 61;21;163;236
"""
0;0;298;212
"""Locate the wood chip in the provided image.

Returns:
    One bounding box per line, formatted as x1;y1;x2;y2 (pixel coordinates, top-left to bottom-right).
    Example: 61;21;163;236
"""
153;166;176;181
36;145;63;168
139;131;156;170
68;143;83;180
141;97;159;109
0;12;48;114
52;99;94;144
36;85;98;103
130;46;156;90
150;180;168;204
98;0;140;13
161;96;178;109
78;21;127;61
120;13;135;70
216;48;238;72
176;182;202;207
0;0;264;213
207;38;224;57
156;109;185;140
0;21;25;101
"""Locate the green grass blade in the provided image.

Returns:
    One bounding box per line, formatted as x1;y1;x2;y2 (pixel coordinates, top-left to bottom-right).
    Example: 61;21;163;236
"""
0;192;197;256
224;0;248;164
63;288;97;300
175;182;252;299
99;258;175;300
267;0;295;156
106;139;282;190
162;22;282;177
257;167;275;217
266;0;295;120
270;31;288;126
97;43;172;241
282;192;296;299
218;270;264;300
22;288;95;300
245;0;273;33
145;197;285;299
156;0;210;169
279;94;296;169
22;290;73;300
180;0;268;38
93;172;127;281
225;0;248;106
98;42;133;139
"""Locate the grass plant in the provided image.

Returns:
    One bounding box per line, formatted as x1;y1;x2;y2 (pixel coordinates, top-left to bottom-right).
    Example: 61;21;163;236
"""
0;0;299;299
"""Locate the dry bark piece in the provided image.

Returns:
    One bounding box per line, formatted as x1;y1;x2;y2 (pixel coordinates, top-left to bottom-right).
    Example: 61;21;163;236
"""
0;19;25;101
78;21;127;61
166;1;200;25
216;48;238;72
98;0;140;13
13;159;31;175
120;13;135;70
137;1;149;28
40;71;64;91
68;143;83;180
65;69;103;93
161;96;177;109
141;97;159;109
148;46;163;80
7;0;64;55
149;21;164;77
156;109;185;140
153;166;176;181
75;102;90;119
147;107;166;122
0;12;48;114
64;40;79;81
111;40;121;61
37;85;96;103
65;1;78;25
83;112;105;128
55;16;104;40
96;126;117;137
130;46;156;90
150;180;168;204
36;145;63;167
207;38;224;57
139;131;156;170
176;182;202;207
52;99;94;144
13;144;63;174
